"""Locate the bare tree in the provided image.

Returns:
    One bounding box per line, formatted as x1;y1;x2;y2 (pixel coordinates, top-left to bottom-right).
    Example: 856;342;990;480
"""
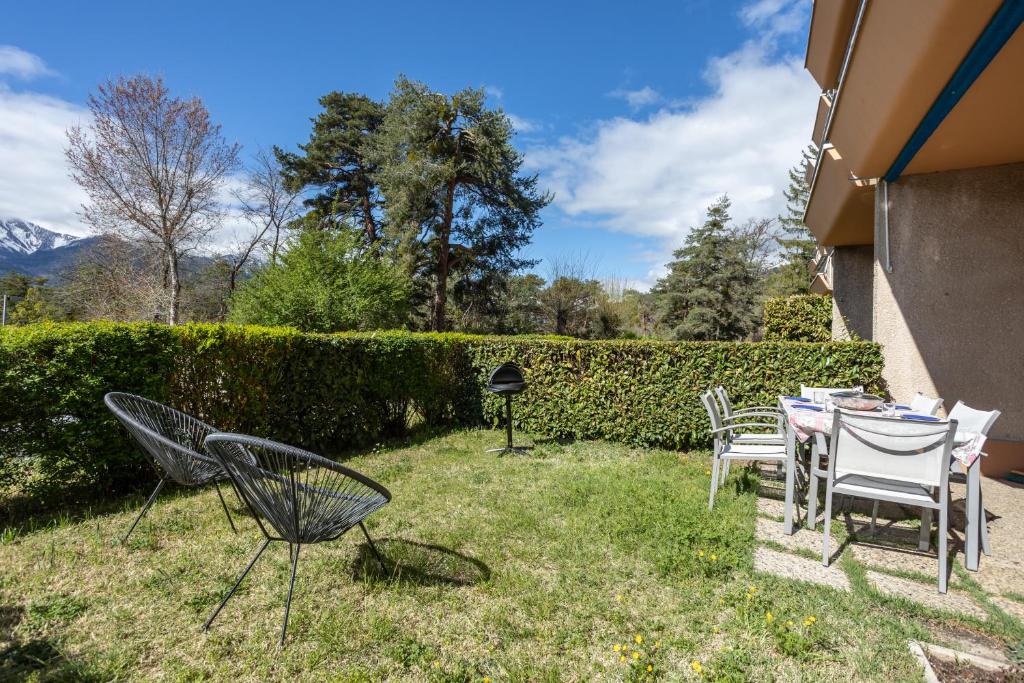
59;235;167;321
732;217;781;277
65;75;240;324
229;148;302;290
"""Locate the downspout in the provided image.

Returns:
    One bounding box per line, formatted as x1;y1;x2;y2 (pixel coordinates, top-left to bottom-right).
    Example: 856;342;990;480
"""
803;0;870;222
879;179;892;273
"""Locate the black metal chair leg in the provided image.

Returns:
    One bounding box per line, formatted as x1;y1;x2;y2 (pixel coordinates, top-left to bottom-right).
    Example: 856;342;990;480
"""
359;522;387;573
204;538;272;631
280;543;301;648
123;476;167;544
214;482;237;533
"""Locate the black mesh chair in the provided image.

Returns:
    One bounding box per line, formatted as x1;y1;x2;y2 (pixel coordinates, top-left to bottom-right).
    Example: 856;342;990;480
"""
104;392;238;543
202;433;392;647
485;362;530;456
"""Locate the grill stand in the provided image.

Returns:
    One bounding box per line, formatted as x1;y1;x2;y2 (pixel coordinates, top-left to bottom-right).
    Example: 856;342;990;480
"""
486;394;532;456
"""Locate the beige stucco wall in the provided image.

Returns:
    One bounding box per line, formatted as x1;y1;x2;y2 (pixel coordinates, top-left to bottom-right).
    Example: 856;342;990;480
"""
831;246;874;340
872;163;1024;452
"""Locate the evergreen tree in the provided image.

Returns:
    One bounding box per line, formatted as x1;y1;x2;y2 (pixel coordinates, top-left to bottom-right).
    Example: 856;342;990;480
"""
767;145;819;295
275;92;385;244
369;77;551;331
652;196;760;340
227;224;410;333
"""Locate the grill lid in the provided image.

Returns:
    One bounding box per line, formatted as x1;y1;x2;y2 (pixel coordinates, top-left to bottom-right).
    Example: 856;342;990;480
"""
486;362;526;394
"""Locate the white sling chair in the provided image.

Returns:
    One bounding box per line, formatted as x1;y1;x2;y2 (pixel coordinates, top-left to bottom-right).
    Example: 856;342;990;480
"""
947;401;1001;558
701;391;788;512
713;386;784;446
811;410;957;593
909;393;944;416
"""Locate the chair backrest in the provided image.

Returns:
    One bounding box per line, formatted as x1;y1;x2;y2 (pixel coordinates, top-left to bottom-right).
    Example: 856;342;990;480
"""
714;386;734;419
909;393;943;416
104;392;220;486
800;385;857;400
947;401;1001;436
204;433;391;544
701;390;724;432
827;410;957;488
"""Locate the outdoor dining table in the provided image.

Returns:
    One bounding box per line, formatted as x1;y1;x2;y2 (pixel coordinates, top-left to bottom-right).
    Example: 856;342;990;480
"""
777;396;989;571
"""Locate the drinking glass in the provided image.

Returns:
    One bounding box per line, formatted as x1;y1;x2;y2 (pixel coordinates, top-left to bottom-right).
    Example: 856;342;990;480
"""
813;390;825;404
882;401;896;416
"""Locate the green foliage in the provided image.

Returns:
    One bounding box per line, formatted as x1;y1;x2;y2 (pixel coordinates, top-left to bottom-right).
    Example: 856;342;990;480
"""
763;295;832;342
653;196;761;340
0;322;882;507
227;226;411;332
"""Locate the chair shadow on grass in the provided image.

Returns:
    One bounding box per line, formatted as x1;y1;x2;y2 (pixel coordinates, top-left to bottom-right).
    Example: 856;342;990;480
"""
350;538;491;587
0;604;101;681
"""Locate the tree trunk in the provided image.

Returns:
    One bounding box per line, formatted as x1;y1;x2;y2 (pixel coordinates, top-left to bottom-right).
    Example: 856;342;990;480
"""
361;194;378;245
166;247;181;325
432;180;456;332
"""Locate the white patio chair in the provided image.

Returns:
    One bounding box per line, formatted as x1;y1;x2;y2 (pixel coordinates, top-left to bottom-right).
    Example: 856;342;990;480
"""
800;385;858;401
701;391;788;512
811;410;957;593
909;393;944;416
714;386;784;446
946;401;1000;557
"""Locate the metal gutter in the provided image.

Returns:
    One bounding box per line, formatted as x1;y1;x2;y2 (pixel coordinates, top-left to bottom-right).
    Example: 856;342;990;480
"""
803;0;870;221
883;0;1024;182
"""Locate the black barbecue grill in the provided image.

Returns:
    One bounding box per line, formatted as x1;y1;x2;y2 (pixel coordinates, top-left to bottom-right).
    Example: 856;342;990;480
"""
485;362;530;456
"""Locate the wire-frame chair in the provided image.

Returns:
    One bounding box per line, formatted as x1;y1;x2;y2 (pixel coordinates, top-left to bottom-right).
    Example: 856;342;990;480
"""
202;433;392;647
104;392;238;543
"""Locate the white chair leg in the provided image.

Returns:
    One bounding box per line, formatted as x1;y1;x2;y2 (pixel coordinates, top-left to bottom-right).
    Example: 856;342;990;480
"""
919;508;932;552
807;471;819;530
870;500;879;536
938;503;948;594
821;485;834;566
721;459;730;485
708;455;721;511
979;490;992;557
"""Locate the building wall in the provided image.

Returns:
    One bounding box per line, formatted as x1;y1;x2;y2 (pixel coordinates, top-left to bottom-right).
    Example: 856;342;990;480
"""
831;245;874;340
873;162;1024;473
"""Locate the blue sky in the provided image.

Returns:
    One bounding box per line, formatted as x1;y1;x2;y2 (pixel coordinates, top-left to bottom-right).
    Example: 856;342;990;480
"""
0;0;817;288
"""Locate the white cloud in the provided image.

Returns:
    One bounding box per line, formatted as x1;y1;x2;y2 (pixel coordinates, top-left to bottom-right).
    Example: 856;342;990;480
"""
484;84;504;100
0;46;54;80
507;113;541;134
526;39;817;282
739;0;809;42
0;84;90;235
608;86;662;110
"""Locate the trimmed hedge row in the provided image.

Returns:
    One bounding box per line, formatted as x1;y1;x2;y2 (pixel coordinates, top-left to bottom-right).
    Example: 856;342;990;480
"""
0;323;883;508
763;295;833;342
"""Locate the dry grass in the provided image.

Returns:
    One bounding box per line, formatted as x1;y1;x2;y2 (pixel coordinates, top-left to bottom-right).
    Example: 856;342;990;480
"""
0;429;1017;681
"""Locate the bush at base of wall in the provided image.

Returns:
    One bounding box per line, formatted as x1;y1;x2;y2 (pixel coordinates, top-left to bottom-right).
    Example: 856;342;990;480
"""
0;323;883;508
763;295;833;342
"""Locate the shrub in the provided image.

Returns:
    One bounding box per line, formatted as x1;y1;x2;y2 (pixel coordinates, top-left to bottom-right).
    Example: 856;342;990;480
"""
0;323;883;508
763;295;832;342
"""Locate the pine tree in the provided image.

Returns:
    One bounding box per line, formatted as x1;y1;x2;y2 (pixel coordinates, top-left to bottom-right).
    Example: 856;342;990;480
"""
652;196;760;340
767;145;819;295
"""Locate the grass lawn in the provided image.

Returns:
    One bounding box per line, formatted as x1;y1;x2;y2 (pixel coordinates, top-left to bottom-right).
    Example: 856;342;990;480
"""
0;429;1019;681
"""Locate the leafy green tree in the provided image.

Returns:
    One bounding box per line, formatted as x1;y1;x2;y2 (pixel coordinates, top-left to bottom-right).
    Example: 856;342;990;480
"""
369;76;551;331
9;286;67;324
768;145;819;295
227;225;411;333
652;196;760;340
276;92;385;244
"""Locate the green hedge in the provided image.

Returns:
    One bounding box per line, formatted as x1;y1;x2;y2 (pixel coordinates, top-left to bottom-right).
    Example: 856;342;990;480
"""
763;295;833;342
0;322;883;508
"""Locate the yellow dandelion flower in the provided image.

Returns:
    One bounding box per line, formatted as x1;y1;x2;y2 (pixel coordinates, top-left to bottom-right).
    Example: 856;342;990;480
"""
484;678;491;683
691;660;703;673
712;626;720;634
615;594;623;602
705;469;711;475
698;549;705;557
614;644;622;652
809;615;817;623
632;651;640;660
647;664;653;672
710;553;717;561
432;660;440;669
765;612;774;623
655;640;661;648
635;634;643;644
786;620;794;628
619;655;626;663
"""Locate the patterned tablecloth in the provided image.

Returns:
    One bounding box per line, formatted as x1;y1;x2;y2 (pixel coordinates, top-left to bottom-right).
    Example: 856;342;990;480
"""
780;398;987;467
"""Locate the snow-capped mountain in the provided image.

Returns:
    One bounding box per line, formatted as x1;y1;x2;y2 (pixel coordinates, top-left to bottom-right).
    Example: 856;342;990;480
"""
0;218;82;255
